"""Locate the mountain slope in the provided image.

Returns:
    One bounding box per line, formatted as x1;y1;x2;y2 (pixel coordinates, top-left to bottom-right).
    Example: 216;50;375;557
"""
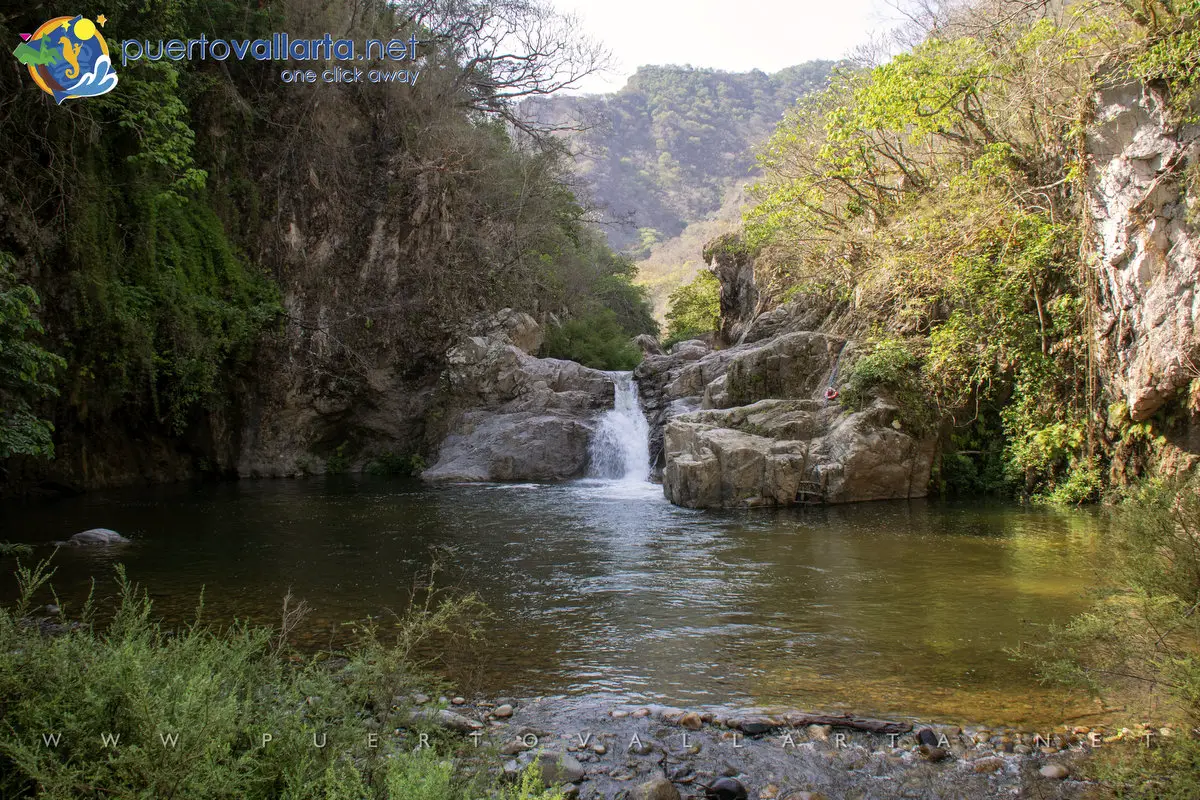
525;62;835;316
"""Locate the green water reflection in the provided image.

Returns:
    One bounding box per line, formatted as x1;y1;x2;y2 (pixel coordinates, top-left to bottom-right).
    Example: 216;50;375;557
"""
0;477;1106;726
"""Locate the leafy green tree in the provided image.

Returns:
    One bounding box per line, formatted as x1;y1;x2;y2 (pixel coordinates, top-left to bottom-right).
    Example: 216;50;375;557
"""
0;257;66;459
663;270;719;346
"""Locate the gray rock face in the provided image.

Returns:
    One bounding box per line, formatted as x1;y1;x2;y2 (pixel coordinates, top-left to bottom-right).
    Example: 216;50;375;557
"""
663;399;936;508
638;286;936;508
422;318;615;482
1089;83;1199;425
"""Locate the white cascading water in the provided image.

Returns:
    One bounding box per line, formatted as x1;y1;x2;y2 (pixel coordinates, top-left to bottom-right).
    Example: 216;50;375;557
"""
589;372;651;482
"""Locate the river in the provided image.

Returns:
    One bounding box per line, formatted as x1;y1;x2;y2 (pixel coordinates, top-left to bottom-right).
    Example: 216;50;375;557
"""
1;473;1106;728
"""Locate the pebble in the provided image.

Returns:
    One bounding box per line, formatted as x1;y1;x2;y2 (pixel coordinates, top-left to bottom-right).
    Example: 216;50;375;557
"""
918;745;948;762
1040;763;1069;780
632;708;651;718
806;724;831;742
611;710;630;719
451;696;466;706
916;728;939;747
706;777;748;800
760;784;780;799
680;712;704;730
972;757;1005;774
412;693;430;705
632;777;680;800
590;743;607;755
493;704;514;719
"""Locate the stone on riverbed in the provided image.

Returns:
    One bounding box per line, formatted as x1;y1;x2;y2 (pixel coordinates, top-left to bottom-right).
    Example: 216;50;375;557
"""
633;777;680;800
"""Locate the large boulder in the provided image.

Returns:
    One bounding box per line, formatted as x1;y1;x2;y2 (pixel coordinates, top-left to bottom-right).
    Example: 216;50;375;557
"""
421;411;593;482
663;399;937;508
422;317;615;482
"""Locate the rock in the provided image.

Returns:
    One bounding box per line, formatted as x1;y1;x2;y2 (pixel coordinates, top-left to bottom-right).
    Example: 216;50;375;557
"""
705;777;748;800
632;708;651;718
632;777;680;800
473;308;544;355
663;398;936;508
494;704;515;719
412;693;431;704
435;709;482;733
704;234;757;347
918;745;949;762
500;740;527;755
633;334;664;356
45;604;60;615
451;696;466;705
63;528;130;546
734;716;780;735
806;725;831;742
1088;81;1200;445
973;757;1005;774
590;742;607;755
916;728;939;747
679;712;704;731
422;323;617;483
721;332;845;407
1039;763;1069;780
535;751;586;785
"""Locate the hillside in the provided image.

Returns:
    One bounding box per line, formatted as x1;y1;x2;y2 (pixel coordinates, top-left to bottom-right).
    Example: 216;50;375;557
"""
525;62;834;316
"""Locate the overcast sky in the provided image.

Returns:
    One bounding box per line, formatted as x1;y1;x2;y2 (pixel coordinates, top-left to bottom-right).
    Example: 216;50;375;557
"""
548;0;899;93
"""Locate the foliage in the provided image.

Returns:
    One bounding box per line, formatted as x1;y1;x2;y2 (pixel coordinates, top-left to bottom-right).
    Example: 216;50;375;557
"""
0;558;567;799
542;309;643;370
741;0;1135;498
325;443;351;475
663;270;720;347
1020;479;1200;796
1127;0;1200;119
0;257;66;460
0;0;655;479
841;337;933;432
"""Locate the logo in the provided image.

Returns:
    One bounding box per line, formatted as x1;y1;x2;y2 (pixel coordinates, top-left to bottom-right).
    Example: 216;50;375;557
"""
12;15;118;104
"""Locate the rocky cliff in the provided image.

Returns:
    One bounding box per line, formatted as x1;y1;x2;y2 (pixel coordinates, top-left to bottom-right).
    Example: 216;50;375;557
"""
1089;81;1200;472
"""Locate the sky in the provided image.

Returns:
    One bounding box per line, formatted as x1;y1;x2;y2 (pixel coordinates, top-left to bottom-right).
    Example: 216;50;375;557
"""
548;0;899;93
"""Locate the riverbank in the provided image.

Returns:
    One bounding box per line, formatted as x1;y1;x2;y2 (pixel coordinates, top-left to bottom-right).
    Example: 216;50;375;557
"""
411;693;1121;799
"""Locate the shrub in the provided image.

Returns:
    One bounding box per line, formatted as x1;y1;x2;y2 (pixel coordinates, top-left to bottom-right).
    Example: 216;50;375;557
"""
541;309;642;370
0;558;566;799
1019;479;1200;796
663;270;719;348
840;337;933;432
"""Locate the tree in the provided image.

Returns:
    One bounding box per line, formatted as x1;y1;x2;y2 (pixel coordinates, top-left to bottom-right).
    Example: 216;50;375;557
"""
0;257;65;460
664;270;720;346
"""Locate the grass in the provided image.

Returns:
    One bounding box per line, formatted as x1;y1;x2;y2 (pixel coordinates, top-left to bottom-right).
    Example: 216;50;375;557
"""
0;557;563;800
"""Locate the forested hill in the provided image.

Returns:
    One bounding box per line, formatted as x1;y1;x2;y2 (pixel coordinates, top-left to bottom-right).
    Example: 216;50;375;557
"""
524;62;835;259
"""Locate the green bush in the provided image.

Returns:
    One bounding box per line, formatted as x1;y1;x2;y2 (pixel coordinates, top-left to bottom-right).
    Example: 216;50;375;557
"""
663;270;719;348
541;309;642;370
840;337;933;432
1020;479;1200;797
0;559;562;799
0;256;66;460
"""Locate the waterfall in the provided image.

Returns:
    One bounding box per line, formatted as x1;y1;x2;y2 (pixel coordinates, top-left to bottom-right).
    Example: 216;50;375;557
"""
589;372;651;482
